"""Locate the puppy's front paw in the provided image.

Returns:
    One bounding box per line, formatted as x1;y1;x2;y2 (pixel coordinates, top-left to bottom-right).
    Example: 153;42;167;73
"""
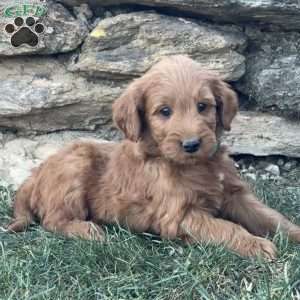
245;237;277;261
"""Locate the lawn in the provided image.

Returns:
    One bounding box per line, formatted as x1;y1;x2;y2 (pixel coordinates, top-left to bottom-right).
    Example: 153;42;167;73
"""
0;179;299;300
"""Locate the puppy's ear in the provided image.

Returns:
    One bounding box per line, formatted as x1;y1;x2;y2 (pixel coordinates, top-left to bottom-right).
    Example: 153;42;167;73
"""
213;80;238;131
112;80;145;142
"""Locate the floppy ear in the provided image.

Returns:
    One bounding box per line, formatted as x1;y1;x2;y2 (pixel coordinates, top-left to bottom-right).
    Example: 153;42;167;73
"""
112;80;145;142
213;80;239;131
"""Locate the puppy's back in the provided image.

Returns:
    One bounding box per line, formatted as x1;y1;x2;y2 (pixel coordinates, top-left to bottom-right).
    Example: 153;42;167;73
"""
7;140;117;233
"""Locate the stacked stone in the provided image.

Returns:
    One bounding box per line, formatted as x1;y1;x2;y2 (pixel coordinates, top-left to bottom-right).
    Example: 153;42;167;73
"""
0;0;299;187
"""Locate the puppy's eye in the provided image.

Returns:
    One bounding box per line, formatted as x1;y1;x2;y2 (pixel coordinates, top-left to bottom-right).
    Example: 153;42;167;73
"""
197;102;207;113
159;106;172;117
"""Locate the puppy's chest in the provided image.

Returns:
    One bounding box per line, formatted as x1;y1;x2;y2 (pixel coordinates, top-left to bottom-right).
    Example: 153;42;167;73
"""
146;164;225;215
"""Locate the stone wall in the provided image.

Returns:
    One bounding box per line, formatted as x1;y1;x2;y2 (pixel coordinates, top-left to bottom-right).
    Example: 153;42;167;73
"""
0;0;300;188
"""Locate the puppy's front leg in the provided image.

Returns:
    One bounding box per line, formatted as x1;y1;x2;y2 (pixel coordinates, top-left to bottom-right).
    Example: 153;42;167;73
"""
222;186;300;243
179;209;277;259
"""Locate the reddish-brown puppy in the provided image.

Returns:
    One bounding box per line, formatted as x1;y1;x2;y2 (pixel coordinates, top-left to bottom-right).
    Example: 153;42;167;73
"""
7;55;300;259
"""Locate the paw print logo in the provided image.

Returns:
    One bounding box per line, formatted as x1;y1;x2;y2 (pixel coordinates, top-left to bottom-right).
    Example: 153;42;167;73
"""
4;17;44;47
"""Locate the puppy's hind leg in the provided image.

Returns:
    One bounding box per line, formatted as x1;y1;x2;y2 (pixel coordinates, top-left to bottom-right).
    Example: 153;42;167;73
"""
44;219;105;241
7;173;36;232
42;188;105;241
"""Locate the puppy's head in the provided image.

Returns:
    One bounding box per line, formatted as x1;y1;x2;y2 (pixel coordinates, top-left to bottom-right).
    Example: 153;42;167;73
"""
113;55;238;164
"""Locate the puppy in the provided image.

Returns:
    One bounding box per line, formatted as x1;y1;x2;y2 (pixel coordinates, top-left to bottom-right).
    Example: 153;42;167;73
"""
7;55;300;259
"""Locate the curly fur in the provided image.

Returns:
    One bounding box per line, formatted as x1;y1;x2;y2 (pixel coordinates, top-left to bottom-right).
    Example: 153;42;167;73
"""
7;55;300;259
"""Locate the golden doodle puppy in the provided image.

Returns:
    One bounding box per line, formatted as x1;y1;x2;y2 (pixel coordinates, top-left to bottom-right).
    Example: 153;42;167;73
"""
7;55;300;259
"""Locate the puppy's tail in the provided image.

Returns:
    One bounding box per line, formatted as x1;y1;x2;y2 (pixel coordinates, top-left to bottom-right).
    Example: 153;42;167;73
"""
6;172;36;233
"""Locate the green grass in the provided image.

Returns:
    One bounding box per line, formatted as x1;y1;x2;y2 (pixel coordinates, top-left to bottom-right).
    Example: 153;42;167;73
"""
0;180;299;300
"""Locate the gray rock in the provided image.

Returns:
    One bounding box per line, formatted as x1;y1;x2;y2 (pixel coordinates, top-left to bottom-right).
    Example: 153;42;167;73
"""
59;0;300;30
0;138;39;188
238;28;300;116
236;160;245;169
0;1;89;55
256;161;270;170
223;112;300;158
260;174;270;181
58;0;90;6
0;56;124;134
282;160;298;171
0;131;111;189
264;164;280;176
248;165;255;173
1;111;300;188
73;3;94;30
277;159;285;167
1;57;300;159
69;12;246;81
245;173;257;182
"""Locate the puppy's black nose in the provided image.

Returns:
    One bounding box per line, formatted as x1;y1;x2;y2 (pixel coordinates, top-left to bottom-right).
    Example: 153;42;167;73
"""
182;138;201;153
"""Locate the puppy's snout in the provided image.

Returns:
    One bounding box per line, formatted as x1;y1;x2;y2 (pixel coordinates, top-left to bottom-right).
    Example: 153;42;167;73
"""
182;138;201;153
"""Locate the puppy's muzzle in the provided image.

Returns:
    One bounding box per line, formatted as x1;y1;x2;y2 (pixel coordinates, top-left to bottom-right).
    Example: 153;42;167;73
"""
181;138;201;153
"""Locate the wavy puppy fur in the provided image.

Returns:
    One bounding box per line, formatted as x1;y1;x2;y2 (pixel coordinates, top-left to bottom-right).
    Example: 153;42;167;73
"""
7;55;300;259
